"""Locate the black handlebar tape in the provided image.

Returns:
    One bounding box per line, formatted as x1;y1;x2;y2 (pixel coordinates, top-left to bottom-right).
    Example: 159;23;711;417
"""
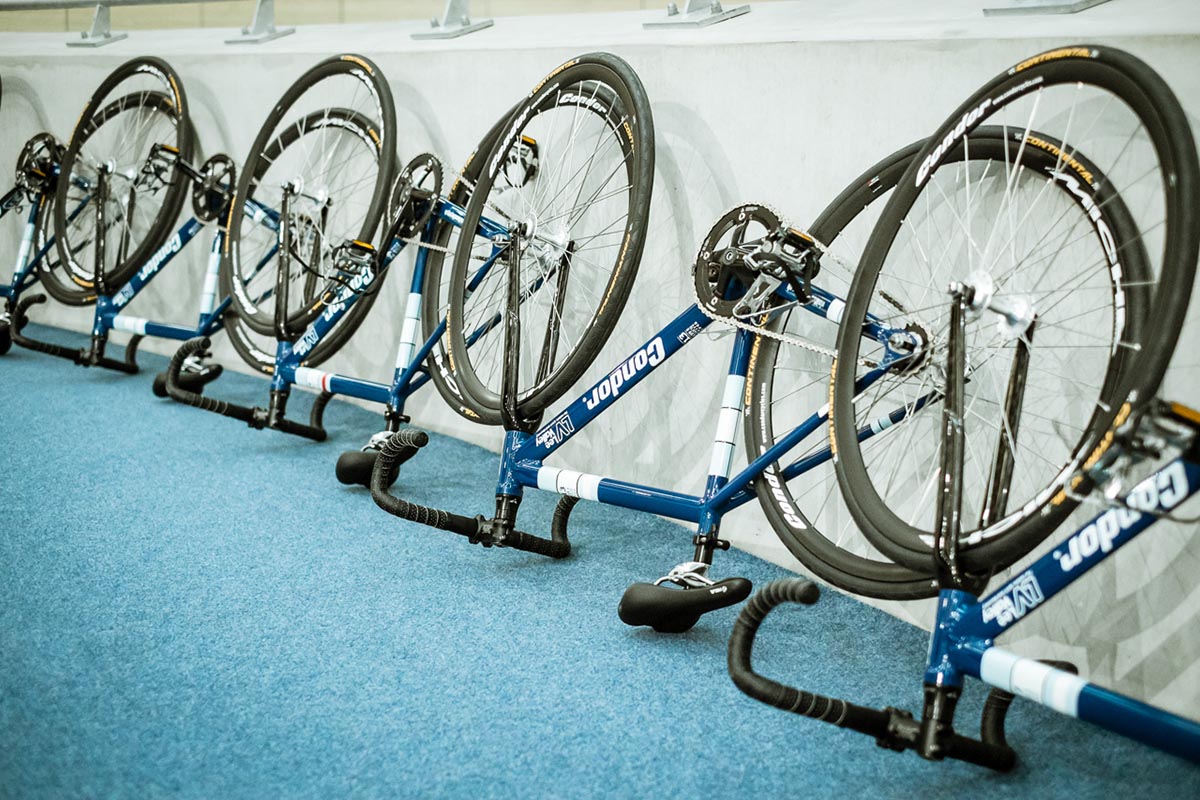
941;731;1017;772
505;529;570;559
273;415;327;442
550;495;577;552
310;390;333;429
166;337;256;424
370;430;479;537
10;294;86;361
727;579;892;739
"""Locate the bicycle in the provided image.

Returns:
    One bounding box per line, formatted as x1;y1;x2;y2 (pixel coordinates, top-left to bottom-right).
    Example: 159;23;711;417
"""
729;44;1199;768
364;94;1153;631
5;55;222;383
12;55;397;398
163;52;655;478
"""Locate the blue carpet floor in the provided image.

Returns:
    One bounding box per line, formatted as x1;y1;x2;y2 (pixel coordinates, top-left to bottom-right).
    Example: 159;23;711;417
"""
1;324;1198;799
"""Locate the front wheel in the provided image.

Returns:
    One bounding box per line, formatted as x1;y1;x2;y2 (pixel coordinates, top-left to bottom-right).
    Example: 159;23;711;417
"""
221;54;396;341
830;45;1198;574
52;57;193;300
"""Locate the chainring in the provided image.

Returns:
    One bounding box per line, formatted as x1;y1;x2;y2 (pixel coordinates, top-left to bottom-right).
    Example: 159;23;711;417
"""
386;153;444;241
192;154;236;222
15;133;63;200
692;203;783;318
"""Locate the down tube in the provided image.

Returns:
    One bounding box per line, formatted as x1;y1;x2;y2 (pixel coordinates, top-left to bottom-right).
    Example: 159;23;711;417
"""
950;457;1200;761
515;304;714;462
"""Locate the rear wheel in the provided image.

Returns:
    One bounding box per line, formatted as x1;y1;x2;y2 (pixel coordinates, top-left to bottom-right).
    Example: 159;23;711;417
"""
745;139;940;599
830;46;1197;575
444;52;655;424
417;105;518;422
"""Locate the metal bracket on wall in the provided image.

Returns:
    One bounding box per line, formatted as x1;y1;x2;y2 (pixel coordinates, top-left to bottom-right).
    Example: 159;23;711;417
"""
66;4;127;47
412;0;493;40
643;0;750;29
225;0;294;45
983;0;1112;15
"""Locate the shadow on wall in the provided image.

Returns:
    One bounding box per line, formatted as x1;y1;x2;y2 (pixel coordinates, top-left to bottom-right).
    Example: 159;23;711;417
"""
1;74;52;135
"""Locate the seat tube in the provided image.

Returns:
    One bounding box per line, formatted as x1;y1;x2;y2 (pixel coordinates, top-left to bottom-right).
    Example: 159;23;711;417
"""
11;203;39;289
392;245;428;387
198;229;222;319
695;330;753;561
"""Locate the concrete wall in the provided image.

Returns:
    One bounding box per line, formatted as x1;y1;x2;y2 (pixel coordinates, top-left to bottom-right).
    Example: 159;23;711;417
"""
2;0;1198;719
0;1;791;33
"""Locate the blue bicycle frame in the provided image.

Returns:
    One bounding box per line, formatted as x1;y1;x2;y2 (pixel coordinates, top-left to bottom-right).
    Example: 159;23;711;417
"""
263;198;509;415
12;182;279;369
925;447;1200;761
476;285;918;542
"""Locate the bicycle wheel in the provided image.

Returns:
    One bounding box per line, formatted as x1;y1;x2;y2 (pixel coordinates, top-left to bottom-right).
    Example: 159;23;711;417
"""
52;57;192;303
443;52;655;423
743;139;941;599
746;128;1136;599
222;108;389;371
831;45;1198;574
222;54;396;341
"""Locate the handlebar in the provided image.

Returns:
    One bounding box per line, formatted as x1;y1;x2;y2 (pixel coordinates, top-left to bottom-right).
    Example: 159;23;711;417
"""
727;578;1017;772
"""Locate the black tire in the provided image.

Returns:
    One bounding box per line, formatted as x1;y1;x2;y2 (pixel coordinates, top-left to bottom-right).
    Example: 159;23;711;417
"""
221;107;389;373
746;128;1147;599
444;52;655;423
745;138;942;599
418;104;520;423
221;54;396;340
830;45;1198;574
27;192;70;303
52;58;192;301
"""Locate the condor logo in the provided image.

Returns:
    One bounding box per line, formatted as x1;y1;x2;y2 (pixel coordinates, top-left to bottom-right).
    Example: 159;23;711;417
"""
558;92;609;117
763;467;805;530
114;232;182;307
916;98;993;187
318;266;377;325
584;338;665;410
1054;461;1188;573
536;411;575;449
982;571;1044;627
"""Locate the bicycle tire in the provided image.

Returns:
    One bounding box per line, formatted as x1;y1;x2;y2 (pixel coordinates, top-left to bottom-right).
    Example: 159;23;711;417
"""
52;59;193;301
747;128;1145;599
830;45;1197;574
444;52;655;423
418;103;521;423
41;92;177;306
221;107;388;372
221;54;396;339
